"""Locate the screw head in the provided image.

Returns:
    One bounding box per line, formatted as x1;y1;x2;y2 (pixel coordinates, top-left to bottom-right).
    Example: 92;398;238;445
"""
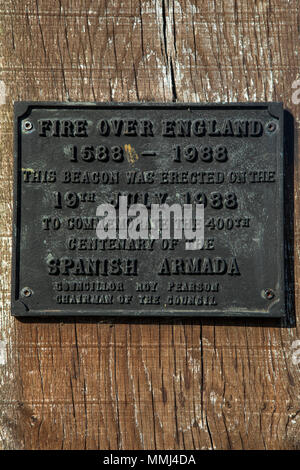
23;120;33;131
266;121;277;133
21;287;33;298
264;288;275;300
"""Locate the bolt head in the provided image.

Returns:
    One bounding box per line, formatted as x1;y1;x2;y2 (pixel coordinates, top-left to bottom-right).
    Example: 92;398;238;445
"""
21;287;32;297
266;121;276;133
264;288;275;300
23;121;33;131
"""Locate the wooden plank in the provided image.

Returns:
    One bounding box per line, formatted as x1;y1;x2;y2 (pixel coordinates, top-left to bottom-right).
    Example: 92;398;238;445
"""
0;0;299;450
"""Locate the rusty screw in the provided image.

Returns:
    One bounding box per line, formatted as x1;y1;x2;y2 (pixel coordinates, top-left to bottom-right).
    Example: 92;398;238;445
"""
23;120;33;131
21;287;33;297
266;121;276;133
264;288;275;300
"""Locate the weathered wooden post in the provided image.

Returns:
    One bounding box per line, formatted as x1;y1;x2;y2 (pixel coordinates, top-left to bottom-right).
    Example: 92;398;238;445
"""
0;0;299;450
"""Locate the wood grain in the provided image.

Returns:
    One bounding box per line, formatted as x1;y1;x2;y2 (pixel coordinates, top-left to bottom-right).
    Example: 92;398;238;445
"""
0;0;299;450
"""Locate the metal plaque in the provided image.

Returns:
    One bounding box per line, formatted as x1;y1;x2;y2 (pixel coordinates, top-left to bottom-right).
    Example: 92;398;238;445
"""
12;102;285;317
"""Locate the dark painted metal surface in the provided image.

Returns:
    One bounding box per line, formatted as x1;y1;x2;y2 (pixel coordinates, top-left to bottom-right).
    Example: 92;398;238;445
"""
11;102;285;317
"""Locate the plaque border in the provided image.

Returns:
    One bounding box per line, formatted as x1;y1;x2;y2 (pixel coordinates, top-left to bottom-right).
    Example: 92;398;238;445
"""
11;102;285;318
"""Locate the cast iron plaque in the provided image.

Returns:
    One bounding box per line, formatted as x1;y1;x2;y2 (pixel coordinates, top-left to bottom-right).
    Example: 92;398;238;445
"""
12;102;285;317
